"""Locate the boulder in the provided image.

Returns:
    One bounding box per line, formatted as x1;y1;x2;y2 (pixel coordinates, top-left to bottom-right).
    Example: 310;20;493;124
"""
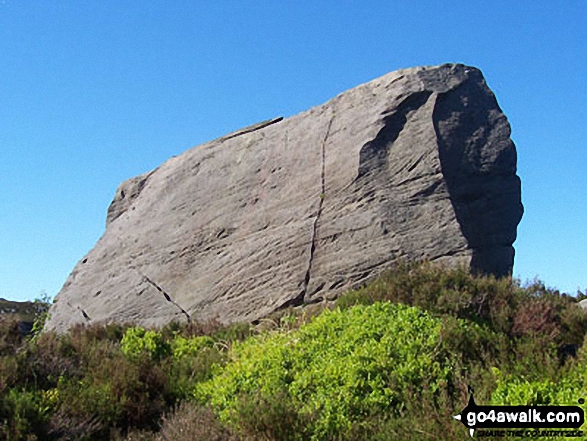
45;63;523;332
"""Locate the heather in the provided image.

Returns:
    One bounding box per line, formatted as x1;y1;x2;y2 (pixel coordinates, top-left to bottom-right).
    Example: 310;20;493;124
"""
1;262;586;440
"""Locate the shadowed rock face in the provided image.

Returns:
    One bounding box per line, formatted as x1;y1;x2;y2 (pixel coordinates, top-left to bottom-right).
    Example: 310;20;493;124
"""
45;64;523;332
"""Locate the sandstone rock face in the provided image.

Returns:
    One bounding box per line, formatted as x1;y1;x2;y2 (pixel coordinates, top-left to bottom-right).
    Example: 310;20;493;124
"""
45;64;523;332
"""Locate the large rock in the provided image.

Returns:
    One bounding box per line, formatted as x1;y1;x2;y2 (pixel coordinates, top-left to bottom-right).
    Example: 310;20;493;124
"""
45;63;523;332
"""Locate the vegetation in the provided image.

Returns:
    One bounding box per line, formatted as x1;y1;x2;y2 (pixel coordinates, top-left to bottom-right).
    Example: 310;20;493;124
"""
1;262;586;440
0;294;51;338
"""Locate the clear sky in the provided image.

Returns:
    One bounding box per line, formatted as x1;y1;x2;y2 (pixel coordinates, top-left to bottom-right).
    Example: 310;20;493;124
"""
1;1;585;302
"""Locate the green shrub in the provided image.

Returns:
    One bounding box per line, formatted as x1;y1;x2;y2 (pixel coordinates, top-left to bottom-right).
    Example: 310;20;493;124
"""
491;336;587;408
51;350;173;438
490;366;584;409
196;302;463;440
168;335;225;399
0;388;51;440
336;262;520;331
171;335;214;359
121;327;171;362
28;294;53;342
337;262;587;366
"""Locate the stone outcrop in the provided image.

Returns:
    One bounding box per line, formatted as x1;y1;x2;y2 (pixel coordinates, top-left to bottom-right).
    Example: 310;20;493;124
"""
45;63;523;332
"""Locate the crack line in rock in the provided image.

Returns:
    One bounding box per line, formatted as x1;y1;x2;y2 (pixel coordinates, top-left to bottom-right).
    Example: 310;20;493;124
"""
300;111;335;302
220;117;283;142
66;301;91;321
139;271;191;323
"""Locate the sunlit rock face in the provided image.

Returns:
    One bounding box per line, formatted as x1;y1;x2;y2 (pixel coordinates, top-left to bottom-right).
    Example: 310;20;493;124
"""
45;63;523;332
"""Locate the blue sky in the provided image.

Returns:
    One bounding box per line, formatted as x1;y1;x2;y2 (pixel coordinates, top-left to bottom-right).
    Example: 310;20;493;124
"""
1;1;585;302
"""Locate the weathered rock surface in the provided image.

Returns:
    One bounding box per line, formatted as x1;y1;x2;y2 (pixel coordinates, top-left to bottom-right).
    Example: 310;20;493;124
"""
46;63;523;332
